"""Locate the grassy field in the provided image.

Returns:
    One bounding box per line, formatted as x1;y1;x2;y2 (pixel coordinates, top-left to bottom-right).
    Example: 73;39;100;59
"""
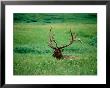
13;13;97;75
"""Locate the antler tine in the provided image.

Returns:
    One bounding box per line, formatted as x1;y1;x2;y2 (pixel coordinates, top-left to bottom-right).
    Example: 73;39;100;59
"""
70;29;74;42
51;36;58;48
49;26;53;42
50;26;52;32
48;26;55;49
48;26;59;49
76;38;83;43
49;26;58;48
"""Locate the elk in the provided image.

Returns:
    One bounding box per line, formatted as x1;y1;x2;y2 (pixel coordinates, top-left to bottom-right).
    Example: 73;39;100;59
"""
48;26;82;60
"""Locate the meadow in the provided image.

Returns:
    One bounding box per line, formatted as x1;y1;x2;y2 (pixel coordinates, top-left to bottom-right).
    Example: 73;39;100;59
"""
13;13;97;75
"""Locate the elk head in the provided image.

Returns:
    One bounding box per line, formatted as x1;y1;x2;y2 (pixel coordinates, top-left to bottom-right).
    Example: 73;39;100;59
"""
48;26;82;60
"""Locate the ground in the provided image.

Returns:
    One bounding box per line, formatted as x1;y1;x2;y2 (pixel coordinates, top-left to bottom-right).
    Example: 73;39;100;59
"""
13;13;97;75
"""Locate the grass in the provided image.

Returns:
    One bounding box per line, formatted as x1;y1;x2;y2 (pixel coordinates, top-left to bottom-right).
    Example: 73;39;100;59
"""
13;13;97;75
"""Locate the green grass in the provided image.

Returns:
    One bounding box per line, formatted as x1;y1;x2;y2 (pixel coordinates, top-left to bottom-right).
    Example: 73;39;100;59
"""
13;13;97;75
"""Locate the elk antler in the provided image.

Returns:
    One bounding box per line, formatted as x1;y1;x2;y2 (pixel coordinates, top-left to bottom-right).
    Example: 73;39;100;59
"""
59;29;77;49
48;27;82;49
48;26;58;49
48;27;82;59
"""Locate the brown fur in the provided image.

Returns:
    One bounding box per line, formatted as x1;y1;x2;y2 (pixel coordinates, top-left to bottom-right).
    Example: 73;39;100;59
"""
63;55;79;60
53;48;63;59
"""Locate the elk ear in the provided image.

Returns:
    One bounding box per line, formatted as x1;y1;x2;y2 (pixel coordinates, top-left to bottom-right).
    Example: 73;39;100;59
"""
62;49;64;51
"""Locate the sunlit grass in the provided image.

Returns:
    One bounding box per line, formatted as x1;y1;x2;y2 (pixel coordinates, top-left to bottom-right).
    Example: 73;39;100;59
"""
13;14;97;75
13;23;97;75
